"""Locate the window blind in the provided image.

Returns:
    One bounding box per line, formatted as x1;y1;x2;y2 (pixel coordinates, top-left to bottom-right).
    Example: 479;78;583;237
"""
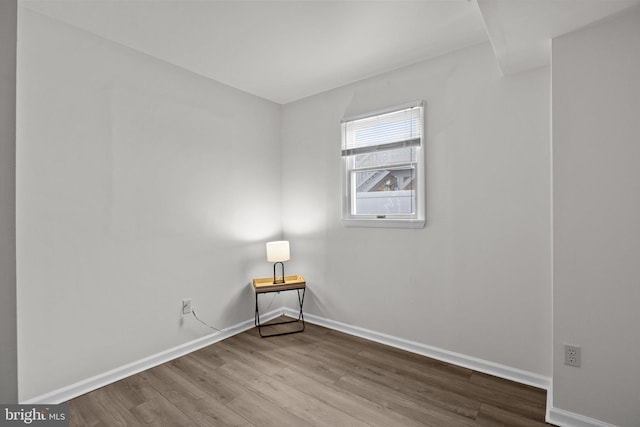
342;104;423;156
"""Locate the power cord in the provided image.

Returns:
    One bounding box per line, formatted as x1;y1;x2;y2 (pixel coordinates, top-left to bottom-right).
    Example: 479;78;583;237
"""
191;308;223;333
262;293;277;314
190;293;277;333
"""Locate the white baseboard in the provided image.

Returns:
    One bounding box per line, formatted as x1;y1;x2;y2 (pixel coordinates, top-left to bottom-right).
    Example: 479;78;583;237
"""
287;308;551;390
26;306;613;427
547;406;620;427
544;374;620;426
293;310;622;427
21;309;284;405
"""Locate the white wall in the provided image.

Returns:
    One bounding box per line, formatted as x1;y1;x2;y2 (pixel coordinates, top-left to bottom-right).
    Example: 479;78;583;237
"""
552;6;640;426
0;0;19;404
16;9;282;401
282;42;552;376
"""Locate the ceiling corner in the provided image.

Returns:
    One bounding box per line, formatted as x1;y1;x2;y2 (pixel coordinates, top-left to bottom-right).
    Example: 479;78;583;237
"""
477;0;640;76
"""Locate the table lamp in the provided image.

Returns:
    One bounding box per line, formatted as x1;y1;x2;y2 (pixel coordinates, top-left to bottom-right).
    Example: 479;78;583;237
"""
266;240;290;284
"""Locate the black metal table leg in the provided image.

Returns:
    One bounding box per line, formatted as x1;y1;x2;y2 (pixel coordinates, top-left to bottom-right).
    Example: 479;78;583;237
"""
255;288;306;338
254;292;260;327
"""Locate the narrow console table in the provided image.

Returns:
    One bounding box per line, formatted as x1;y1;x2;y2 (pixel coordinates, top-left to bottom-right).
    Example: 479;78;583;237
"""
252;275;306;338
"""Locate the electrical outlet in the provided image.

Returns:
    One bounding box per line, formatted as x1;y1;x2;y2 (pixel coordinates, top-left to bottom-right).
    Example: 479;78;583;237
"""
564;344;581;367
182;299;192;315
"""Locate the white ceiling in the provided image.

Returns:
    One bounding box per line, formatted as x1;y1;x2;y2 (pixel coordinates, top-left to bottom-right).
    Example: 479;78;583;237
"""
20;0;640;104
479;0;640;74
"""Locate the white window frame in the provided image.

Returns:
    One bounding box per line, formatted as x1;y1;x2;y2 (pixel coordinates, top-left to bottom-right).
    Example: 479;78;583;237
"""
341;101;425;229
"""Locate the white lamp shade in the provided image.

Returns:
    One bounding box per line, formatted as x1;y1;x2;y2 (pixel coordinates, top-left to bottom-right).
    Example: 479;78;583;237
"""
266;241;290;262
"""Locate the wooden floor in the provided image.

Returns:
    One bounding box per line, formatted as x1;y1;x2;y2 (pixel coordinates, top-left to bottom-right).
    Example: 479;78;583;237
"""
69;318;551;426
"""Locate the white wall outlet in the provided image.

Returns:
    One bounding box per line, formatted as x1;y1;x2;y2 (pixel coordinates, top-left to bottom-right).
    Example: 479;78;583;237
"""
564;344;581;367
182;299;192;315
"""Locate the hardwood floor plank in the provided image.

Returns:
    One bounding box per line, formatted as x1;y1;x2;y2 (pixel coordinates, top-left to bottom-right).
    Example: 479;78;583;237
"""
260;345;348;386
186;346;226;371
141;365;254;427
324;329;387;356
250;373;369;427
356;346;474;382
346;351;481;419
68;401;95;427
186;395;256;427
335;373;478;427
68;320;550;426
101;377;147;412
286;340;480;421
129;397;197;427
116;375;200;426
273;366;427;427
70;387;141;427
356;348;546;422
145;363;210;400
475;403;551;427
216;339;289;376
163;355;244;404
443;375;547;422
469;371;547;405
225;390;313;427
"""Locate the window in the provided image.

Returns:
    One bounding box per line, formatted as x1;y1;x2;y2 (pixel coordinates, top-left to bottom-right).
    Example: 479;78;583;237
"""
341;101;425;228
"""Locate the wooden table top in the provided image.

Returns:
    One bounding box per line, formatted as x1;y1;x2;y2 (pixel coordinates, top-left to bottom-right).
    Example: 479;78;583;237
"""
252;275;306;293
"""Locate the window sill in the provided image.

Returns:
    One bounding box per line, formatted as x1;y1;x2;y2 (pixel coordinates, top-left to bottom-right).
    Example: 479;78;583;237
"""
341;218;425;229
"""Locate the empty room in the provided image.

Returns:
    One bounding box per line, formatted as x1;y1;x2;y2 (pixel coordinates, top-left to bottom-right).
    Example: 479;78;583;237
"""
1;1;639;426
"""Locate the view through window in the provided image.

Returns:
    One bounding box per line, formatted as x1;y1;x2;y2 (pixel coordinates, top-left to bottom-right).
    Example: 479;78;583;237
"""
341;101;425;228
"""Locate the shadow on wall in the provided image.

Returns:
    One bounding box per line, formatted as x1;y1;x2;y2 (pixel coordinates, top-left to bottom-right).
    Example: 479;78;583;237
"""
219;283;261;324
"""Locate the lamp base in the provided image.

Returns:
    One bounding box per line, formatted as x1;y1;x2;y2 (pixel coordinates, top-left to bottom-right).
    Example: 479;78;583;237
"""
273;262;285;284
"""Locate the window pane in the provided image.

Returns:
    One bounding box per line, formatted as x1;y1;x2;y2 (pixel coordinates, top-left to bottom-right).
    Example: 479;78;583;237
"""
353;168;415;215
341;101;424;226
